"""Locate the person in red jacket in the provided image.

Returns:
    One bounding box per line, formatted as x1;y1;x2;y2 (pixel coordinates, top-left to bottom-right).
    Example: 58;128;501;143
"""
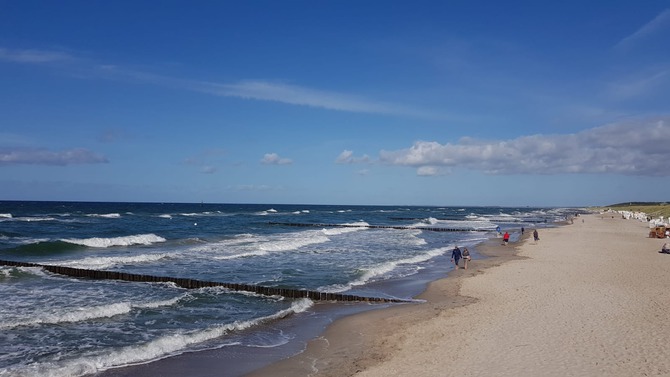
503;231;510;245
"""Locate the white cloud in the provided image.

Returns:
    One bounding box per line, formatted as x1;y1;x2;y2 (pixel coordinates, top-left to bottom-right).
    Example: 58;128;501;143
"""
197;80;437;118
379;117;670;176
615;9;670;49
261;153;293;165
200;166;217;174
336;150;354;163
0;147;108;166
608;69;670;99
0;46;442;118
335;150;371;164
0;48;73;63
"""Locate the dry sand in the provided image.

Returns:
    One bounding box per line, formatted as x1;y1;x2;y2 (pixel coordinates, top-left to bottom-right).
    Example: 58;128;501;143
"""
251;214;670;377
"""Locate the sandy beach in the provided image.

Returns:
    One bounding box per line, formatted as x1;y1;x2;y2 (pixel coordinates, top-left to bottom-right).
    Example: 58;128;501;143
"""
252;214;670;376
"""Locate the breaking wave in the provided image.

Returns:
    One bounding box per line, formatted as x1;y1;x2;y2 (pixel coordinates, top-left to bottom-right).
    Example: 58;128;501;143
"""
61;234;166;248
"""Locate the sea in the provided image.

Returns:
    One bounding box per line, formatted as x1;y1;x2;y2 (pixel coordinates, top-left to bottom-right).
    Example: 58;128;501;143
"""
0;201;581;377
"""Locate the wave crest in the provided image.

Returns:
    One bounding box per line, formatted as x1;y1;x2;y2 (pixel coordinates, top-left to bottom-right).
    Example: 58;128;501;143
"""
0;295;187;330
61;234;166;248
2;298;313;377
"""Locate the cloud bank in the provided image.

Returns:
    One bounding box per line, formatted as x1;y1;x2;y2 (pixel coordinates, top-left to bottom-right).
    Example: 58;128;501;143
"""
0;148;109;166
379;118;670;176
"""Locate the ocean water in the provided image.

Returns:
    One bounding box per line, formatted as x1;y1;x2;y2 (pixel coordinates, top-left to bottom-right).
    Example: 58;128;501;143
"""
0;201;577;376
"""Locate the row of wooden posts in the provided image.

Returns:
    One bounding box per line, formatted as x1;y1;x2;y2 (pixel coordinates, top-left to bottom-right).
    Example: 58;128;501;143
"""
0;259;410;303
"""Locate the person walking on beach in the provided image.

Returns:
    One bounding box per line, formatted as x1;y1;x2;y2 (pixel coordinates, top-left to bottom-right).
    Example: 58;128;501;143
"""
533;229;539;242
503;231;510;245
451;246;462;269
462;247;471;269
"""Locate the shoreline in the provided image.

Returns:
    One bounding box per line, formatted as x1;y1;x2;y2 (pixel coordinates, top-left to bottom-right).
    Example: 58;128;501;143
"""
262;215;670;377
251;214;670;376
94;225;533;377
248;229;532;376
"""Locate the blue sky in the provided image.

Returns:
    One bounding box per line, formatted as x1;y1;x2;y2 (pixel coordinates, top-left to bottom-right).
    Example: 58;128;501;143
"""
1;1;669;207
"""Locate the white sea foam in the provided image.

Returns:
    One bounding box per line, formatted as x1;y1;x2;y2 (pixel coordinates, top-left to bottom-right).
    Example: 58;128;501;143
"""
410;218;498;231
483;212;524;222
61;234;166;248
0;302;132;330
178;211;227;217
321;221;368;236
185;235;268;260
0;299;313;377
0;213;12;218
0;295;185;330
130;295;185;309
0;267;12;278
87;213;121;218
320;247;449;293
7;216;57;222
0;266;48;279
193;230;332;256
214;250;268;260
186;234;259;253
258;231;330;252
158;214;173;219
57;253;171;270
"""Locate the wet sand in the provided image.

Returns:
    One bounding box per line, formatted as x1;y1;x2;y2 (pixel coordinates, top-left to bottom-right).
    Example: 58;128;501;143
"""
251;214;670;376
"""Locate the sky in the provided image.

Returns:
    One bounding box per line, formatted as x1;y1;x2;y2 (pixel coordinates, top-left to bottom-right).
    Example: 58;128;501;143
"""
1;1;669;207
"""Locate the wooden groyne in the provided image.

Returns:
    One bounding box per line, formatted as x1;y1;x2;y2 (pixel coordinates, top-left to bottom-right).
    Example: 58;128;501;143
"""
0;259;409;303
269;221;492;232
